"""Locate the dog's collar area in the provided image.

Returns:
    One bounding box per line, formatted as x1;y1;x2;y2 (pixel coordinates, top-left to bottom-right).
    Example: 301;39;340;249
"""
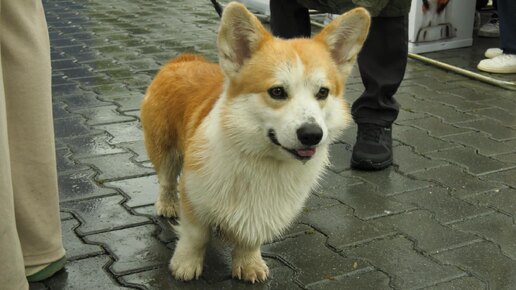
267;129;316;161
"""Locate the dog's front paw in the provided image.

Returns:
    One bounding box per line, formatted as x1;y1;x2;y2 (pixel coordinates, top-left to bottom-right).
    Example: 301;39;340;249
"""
170;253;203;281
232;257;269;283
155;198;179;218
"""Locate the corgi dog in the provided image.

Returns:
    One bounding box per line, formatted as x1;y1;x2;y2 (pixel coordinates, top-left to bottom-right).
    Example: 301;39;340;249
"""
140;2;370;283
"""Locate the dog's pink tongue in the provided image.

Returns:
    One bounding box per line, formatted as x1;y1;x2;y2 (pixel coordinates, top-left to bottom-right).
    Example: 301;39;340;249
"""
296;148;316;157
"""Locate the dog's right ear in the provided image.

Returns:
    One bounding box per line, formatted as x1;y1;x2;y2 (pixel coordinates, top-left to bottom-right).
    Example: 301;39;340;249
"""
314;8;370;75
217;2;271;78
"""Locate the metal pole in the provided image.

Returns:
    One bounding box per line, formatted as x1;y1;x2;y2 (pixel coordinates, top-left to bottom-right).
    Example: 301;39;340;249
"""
407;53;516;91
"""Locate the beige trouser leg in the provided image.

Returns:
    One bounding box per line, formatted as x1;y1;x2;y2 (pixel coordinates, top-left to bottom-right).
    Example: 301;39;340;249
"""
0;0;65;288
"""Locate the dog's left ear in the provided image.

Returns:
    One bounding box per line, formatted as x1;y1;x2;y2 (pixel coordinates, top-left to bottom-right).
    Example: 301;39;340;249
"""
314;8;371;75
217;2;271;78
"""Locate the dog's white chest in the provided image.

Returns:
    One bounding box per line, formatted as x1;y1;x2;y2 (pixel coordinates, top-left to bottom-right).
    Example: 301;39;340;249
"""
183;152;326;245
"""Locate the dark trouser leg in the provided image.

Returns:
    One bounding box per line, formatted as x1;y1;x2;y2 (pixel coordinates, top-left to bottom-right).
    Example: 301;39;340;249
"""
497;0;516;54
352;16;408;127
269;0;311;38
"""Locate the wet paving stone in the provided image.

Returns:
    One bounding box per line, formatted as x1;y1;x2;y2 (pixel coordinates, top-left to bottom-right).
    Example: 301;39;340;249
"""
306;269;391;290
299;205;394;249
60;211;74;221
433;241;516;290
61;195;149;235
344;236;464;289
71;75;115;88
80;152;154;182
393;145;447;174
494;152;516;163
399;116;474;137
61;66;96;79
422;91;491;113
123;58;160;72
328;142;352;173
45;255;126;289
58;169;117;202
442;131;516;157
52;102;70;119
57;91;112;111
56;147;89;173
425;147;516;176
263;232;370;286
303;193;340;211
90;83;131;97
104;68;135;80
51;83;82;98
397;90;480;124
467;187;516;218
84;59;122;72
455;118;516;141
118;140;149;163
105;174;158;208
120;267;212;290
98;91;144;112
315;171;415;220
373;210;481;254
394;125;460;154
451;212;516;260
61;133;126;159
122;73;153;91
411;165;502;198
212;265;300;290
394;187;493;224
53;116;100;138
52;74;73;86
85;224;170;275
62;218;104;260
95;121;143;144
481;167;516;188
424;276;486;290
77;105;135;126
472;107;516;126
348;168;432;196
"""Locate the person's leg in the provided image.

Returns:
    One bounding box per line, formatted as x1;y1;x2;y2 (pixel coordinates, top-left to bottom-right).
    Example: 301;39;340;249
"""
497;0;516;54
0;16;29;289
1;0;65;273
477;0;516;73
351;16;408;170
352;16;408;126
270;0;311;38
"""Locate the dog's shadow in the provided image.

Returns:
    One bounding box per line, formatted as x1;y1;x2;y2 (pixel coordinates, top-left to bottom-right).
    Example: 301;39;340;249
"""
147;216;296;288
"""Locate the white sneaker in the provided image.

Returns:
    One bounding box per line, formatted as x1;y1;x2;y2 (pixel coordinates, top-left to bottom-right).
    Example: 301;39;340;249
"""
477;53;516;74
484;48;503;59
478;18;499;37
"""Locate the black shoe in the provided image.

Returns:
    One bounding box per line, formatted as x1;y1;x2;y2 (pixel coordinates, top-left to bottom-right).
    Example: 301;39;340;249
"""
351;124;393;170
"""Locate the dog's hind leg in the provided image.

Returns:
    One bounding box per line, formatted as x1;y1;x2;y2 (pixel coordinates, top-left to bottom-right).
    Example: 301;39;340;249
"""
155;149;182;217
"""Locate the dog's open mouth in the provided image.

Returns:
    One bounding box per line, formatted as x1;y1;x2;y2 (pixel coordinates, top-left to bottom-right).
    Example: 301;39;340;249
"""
268;129;316;161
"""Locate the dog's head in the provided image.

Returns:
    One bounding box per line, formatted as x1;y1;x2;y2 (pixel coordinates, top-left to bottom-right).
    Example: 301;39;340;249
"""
217;2;370;162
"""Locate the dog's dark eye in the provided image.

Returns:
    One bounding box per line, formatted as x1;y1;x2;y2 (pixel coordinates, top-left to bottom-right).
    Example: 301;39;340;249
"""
268;87;288;100
316;87;329;100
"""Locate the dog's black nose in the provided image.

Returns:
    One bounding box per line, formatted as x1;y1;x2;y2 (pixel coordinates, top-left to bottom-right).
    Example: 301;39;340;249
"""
297;123;323;146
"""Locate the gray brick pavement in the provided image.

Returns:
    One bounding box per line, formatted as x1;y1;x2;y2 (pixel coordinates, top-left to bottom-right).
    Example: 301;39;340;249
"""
34;0;516;289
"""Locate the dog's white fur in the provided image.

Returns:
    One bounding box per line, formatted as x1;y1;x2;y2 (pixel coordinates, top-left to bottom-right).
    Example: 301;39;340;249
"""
140;2;370;283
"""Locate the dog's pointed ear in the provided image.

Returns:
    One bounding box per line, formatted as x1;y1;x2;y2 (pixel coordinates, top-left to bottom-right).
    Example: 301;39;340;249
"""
314;8;371;75
217;2;271;78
